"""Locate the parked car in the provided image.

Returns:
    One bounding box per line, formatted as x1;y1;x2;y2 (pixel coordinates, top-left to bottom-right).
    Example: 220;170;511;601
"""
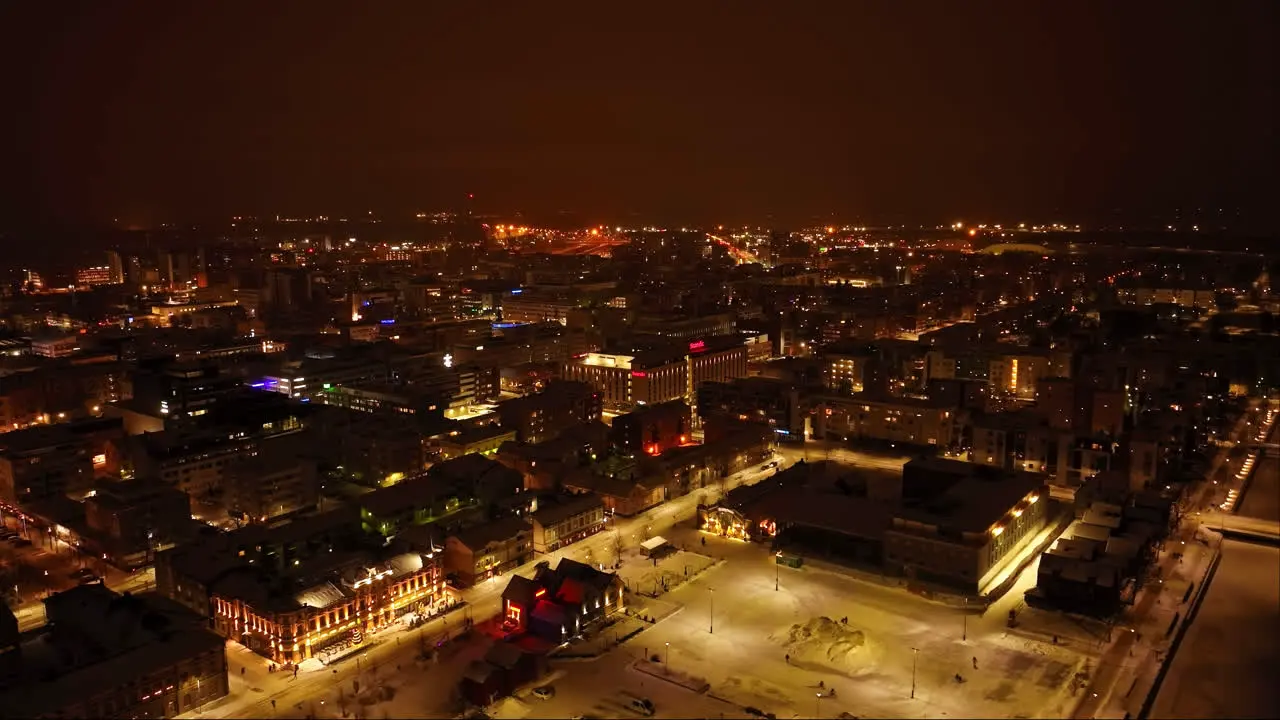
532;686;555;700
628;698;655;717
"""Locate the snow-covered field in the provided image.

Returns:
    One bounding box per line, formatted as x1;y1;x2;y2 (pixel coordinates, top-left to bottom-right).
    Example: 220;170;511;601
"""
1150;540;1280;720
596;527;1089;719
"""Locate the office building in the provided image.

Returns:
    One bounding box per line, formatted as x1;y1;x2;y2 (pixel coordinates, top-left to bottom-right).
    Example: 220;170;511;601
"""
561;336;747;412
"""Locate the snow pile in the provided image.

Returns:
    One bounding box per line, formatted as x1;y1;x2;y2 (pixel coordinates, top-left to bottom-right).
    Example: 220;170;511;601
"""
772;616;875;672
298;657;327;673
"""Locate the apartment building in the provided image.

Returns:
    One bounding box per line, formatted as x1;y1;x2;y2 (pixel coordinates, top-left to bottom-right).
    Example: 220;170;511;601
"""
697;377;806;439
820;393;957;449
530;493;606;553
610;400;692;456
495;380;602;444
443;517;534;587
0;417;125;505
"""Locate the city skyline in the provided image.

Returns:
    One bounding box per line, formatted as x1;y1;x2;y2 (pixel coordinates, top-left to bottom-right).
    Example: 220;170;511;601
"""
1;2;1276;232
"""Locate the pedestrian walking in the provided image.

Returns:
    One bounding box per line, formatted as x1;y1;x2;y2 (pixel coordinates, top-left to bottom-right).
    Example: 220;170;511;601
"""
972;656;978;669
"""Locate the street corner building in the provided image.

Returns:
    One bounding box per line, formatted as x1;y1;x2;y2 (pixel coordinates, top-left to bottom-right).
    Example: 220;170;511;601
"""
499;558;625;644
208;549;452;665
156;509;456;666
0;584;229;719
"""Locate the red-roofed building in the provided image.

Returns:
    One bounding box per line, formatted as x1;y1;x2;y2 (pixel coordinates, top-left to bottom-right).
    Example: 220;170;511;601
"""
499;558;624;643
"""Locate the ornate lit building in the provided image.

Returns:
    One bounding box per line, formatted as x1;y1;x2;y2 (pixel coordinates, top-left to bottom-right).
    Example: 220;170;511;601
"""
210;551;453;665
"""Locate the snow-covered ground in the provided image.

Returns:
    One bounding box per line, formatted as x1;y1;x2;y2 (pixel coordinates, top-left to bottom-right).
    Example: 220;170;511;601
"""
1150;539;1280;720
608;529;1088;719
617;549;719;597
513;648;753;719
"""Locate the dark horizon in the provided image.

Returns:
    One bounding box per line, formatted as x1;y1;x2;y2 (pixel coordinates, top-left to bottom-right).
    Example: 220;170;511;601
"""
1;2;1276;233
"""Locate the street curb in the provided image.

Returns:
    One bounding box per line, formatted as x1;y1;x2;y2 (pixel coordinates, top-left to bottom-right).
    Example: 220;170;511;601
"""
629;658;711;694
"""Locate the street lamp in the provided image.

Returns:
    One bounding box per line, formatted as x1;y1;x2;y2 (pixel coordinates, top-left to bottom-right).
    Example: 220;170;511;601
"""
816;692;823;718
775;558;780;592
709;587;715;634
910;647;920;699
665;642;670;666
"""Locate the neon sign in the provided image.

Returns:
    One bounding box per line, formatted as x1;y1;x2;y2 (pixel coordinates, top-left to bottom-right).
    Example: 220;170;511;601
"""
689;340;706;352
631;371;647;378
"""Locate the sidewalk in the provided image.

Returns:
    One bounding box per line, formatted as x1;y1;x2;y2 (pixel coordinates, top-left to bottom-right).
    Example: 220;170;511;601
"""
631;657;711;693
1070;521;1219;719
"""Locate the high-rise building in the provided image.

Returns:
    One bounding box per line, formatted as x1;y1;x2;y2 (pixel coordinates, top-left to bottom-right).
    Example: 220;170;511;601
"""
106;250;125;284
75;266;115;287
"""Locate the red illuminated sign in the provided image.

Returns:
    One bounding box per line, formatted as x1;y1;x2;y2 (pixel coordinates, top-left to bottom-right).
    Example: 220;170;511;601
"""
631;371;647;378
689;340;706;352
535;589;547;598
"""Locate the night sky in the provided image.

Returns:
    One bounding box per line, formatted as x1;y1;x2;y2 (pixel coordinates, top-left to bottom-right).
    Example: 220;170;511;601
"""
2;1;1276;230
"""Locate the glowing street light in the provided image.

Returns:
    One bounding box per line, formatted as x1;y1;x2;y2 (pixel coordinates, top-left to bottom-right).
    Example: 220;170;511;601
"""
708;587;715;634
910;647;920;698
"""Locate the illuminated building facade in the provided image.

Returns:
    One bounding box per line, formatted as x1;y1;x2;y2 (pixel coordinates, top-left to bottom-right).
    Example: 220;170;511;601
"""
75;265;116;287
819;394;956;448
888;457;1049;593
530;493;606;553
500;559;624;642
699;458;1048;595
211;552;451;665
561;337;747;412
502;295;577;325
